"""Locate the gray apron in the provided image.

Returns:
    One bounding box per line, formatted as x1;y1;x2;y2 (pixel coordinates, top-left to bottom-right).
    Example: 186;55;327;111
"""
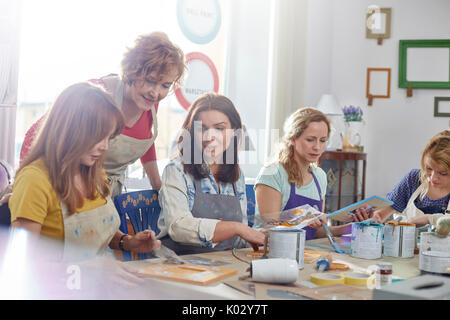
162;179;244;255
101;77;158;197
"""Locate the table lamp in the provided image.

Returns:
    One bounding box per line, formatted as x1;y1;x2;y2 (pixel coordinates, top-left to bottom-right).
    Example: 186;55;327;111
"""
316;94;344;151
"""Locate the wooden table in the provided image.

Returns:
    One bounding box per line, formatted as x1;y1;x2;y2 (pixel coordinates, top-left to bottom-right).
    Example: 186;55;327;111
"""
125;237;421;300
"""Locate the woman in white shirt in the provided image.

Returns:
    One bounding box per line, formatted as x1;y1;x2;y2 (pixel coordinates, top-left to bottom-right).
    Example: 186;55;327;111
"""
157;93;265;255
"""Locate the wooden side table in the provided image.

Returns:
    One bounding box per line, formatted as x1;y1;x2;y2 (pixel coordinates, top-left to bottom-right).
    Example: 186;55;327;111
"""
319;151;367;212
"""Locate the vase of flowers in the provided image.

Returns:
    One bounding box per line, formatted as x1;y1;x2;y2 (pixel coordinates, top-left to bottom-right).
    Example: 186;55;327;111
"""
341;105;364;152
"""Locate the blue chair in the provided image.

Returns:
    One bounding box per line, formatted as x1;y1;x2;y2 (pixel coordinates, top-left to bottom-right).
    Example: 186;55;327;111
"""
246;184;255;227
113;189;161;261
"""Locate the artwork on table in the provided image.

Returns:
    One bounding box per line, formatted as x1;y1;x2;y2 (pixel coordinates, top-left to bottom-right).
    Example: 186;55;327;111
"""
434;97;450;117
366;68;391;106
366;7;391;45
398;40;450;97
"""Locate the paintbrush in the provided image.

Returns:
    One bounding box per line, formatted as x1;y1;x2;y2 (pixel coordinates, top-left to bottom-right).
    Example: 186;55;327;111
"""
320;220;347;254
153;245;185;264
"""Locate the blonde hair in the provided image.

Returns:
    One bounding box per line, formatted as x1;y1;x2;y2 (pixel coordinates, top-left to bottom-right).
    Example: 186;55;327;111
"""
278;107;330;186
19;82;125;214
121;32;186;89
419;130;450;199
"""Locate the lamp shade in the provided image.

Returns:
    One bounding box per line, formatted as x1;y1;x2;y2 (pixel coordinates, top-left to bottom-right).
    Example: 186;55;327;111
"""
316;94;343;116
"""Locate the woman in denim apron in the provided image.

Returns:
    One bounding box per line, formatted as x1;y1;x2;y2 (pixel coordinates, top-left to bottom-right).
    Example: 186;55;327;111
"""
158;93;265;255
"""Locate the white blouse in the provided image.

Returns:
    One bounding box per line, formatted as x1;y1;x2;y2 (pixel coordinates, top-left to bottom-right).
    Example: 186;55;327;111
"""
157;157;248;247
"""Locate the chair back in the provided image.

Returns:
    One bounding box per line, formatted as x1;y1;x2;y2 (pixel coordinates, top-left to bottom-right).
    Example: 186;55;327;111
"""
113;189;161;261
246;184;255;227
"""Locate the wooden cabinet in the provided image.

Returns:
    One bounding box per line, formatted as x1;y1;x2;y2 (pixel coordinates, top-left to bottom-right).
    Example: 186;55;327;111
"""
318;151;367;214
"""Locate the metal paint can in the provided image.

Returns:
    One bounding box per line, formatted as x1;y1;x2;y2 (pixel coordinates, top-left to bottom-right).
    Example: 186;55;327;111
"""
419;232;450;274
375;262;393;289
350;222;383;259
383;223;416;258
269;227;306;269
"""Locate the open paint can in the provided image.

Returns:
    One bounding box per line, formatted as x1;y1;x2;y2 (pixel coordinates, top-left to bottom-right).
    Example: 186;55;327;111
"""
419;232;450;274
383;222;416;258
269;227;306;269
350;222;383;259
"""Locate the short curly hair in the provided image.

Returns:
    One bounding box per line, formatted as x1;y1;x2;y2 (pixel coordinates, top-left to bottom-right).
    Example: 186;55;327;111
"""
121;32;186;88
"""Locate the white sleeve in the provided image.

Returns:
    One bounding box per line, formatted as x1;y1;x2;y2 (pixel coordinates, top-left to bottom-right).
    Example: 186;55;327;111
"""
158;164;219;246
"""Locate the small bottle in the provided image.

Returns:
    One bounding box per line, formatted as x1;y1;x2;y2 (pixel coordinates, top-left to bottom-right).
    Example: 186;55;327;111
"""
375;262;392;289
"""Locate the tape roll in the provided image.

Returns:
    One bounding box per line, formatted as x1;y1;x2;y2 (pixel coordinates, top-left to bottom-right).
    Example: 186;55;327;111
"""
310;273;345;286
343;272;370;286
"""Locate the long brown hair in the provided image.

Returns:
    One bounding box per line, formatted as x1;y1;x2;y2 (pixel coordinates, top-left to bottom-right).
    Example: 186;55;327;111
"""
278;107;330;186
19;82;125;214
177;93;242;183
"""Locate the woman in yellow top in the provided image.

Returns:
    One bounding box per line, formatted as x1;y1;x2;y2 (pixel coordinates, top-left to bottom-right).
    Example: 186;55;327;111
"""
9;83;160;274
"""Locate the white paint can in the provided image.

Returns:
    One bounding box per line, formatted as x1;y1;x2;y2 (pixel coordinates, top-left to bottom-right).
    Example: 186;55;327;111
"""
350;222;383;259
251;258;299;284
383;223;416;258
269;227;306;269
419;232;450;274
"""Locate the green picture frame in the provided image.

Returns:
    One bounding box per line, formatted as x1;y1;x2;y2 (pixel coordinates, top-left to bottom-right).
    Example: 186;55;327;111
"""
398;39;450;89
434;97;450;117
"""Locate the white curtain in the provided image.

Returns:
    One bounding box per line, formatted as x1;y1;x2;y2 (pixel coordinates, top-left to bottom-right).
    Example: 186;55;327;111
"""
265;0;309;158
0;0;21;167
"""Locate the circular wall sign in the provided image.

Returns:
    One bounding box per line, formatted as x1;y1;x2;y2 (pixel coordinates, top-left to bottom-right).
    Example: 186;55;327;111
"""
175;52;219;110
177;0;221;44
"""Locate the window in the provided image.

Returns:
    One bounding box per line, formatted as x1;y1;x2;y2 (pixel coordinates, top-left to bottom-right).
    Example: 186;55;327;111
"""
17;0;228;188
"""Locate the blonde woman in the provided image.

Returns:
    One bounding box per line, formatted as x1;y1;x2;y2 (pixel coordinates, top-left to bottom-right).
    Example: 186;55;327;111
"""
356;130;450;226
10;83;160;272
255;107;351;239
20;32;186;195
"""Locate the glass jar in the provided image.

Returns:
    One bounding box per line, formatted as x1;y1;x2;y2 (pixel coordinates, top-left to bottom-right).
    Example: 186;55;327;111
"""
375;262;392;289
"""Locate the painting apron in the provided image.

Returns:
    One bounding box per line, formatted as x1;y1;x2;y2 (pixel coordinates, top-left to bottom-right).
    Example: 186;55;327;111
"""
102;79;158;197
61;196;120;261
399;181;450;225
162;179;244;255
283;172;323;240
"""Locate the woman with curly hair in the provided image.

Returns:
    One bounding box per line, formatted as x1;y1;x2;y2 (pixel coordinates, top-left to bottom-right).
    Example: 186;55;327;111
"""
20;32;186;196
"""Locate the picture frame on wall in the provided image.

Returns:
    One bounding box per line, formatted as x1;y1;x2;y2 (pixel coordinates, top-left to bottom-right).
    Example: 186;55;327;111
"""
434;97;450;117
398;39;450;97
365;7;391;45
366;68;391;106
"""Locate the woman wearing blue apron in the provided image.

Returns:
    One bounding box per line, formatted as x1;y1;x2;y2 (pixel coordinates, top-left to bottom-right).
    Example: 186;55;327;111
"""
157;93;265;255
255;107;352;240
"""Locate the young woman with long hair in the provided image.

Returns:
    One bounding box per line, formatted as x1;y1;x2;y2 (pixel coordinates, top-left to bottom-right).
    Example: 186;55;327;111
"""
157;93;265;255
255;107;351;239
10;82;160;269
